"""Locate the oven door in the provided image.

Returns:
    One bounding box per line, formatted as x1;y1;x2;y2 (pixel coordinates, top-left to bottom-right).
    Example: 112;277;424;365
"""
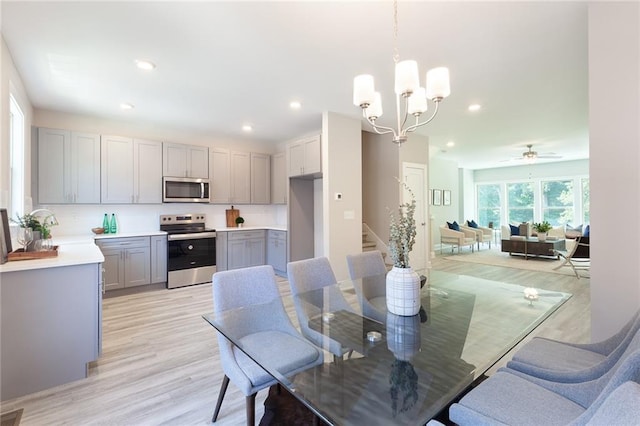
167;232;216;288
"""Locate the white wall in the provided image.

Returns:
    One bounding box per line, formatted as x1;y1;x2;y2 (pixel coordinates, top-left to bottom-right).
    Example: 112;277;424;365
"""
474;159;589;182
460;168;475;221
322;112;362;280
1;36;33;210
429;156;460;247
588;3;640;340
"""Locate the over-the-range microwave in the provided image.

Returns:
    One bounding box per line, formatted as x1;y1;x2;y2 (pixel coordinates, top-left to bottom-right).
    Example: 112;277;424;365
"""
163;177;210;203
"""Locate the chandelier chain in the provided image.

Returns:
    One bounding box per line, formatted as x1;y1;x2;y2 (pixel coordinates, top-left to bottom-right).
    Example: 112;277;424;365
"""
393;0;399;64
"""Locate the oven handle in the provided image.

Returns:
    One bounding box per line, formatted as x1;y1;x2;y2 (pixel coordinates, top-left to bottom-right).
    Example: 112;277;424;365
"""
168;232;217;241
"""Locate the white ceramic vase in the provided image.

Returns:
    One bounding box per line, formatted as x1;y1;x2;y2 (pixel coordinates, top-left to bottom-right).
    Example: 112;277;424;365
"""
386;266;421;316
537;232;547;242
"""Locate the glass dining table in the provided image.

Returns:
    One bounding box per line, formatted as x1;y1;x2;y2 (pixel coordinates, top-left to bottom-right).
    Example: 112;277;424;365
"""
202;270;571;425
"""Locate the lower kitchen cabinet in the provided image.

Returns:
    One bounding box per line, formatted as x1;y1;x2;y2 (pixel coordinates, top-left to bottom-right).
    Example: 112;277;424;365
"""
267;230;287;276
151;235;167;284
227;230;266;270
96;237;151;290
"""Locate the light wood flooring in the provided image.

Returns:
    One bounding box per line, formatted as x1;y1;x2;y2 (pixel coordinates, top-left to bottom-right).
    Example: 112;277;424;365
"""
0;255;590;425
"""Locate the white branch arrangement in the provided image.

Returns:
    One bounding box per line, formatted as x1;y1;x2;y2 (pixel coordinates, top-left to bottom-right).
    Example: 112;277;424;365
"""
388;180;417;268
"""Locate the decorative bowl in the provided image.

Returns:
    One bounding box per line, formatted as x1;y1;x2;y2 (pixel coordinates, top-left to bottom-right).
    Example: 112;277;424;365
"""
91;227;105;235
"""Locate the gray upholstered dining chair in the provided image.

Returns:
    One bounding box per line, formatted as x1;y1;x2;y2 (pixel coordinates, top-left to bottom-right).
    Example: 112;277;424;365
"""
346;250;387;322
287;257;355;358
507;308;640;382
211;265;323;425
449;349;640;425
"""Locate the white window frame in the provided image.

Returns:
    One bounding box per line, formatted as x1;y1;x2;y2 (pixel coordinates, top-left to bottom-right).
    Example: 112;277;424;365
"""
9;92;25;220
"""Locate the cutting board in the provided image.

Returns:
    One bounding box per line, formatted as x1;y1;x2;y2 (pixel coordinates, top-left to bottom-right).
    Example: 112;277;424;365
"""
226;206;239;227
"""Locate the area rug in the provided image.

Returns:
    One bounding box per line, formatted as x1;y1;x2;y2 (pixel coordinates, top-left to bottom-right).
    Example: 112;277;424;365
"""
443;247;587;277
259;385;325;425
1;409;23;426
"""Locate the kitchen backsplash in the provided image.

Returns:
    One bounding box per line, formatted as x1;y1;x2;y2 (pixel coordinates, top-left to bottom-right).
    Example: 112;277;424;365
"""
34;204;287;237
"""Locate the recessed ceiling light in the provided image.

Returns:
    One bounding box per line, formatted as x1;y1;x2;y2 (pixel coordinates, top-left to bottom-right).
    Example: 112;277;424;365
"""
446;141;455;147
135;60;156;70
120;103;135;110
289;101;302;110
468;104;481;112
242;124;253;132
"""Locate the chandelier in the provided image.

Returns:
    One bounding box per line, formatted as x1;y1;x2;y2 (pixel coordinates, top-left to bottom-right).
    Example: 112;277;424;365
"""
352;0;451;145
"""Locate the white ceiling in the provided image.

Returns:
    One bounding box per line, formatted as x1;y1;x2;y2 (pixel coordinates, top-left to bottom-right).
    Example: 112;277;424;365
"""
1;1;589;170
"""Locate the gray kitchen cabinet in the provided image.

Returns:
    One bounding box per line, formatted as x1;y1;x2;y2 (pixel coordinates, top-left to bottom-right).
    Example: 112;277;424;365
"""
101;136;162;204
287;134;321;177
210;147;231;203
96;237;151;290
0;261;102;399
37;127;101;204
271;152;287;204
267;230;287;276
230;150;251;203
163;142;209;178
226;230;266;270
150;235;167;284
133;139;163;203
251;152;271;204
216;231;228;271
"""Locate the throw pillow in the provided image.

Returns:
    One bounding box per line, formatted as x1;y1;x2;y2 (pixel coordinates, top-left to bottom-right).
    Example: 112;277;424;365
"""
509;224;520;236
583;224;590;237
447;221;460;231
468;220;478;228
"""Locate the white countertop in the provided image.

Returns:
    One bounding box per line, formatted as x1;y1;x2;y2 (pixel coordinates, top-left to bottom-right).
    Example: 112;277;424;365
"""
0;242;104;273
216;226;286;232
94;230;167;239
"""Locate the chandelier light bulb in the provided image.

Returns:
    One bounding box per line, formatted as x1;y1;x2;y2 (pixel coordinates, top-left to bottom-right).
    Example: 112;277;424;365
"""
395;60;419;96
426;67;451;101
366;92;383;119
353;74;376;107
408;87;428;115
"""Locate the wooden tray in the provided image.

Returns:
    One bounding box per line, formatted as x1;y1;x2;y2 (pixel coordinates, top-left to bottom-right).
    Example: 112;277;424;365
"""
8;246;59;261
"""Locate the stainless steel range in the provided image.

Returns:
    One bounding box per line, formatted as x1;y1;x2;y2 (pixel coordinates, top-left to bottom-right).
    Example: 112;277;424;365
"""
160;213;216;289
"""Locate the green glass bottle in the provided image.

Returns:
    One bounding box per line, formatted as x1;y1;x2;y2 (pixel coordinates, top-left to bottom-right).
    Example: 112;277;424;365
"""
109;214;117;234
102;214;110;234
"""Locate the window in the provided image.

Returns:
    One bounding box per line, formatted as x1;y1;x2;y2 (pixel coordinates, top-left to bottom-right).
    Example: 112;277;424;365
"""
542;179;574;226
582;178;590;224
507;182;534;224
9;93;25;219
477;184;501;227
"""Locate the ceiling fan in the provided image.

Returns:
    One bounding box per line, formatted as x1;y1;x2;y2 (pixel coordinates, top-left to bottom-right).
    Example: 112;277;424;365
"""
501;144;562;163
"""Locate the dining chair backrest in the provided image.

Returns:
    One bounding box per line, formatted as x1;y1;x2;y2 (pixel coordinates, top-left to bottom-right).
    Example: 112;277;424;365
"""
346;250;387;280
287;256;338;295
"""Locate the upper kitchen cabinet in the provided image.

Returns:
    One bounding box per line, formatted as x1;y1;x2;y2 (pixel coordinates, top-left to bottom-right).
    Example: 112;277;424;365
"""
271;152;286;204
230;150;251;204
101;136;162;204
288;135;321;178
38;128;100;204
210;147;231;203
250;152;271;204
163;142;209;178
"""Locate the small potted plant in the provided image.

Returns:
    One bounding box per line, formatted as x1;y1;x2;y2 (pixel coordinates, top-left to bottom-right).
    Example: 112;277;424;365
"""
235;216;245;228
533;220;552;242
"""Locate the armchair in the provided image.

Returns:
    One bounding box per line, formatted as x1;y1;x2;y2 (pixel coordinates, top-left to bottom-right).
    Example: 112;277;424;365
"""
461;221;492;249
440;225;475;254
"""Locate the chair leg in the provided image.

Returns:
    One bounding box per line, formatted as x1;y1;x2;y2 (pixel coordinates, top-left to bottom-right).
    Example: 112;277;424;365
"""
212;375;230;422
246;393;257;426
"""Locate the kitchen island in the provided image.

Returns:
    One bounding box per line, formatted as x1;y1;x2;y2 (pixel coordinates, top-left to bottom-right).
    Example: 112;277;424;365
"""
0;241;104;401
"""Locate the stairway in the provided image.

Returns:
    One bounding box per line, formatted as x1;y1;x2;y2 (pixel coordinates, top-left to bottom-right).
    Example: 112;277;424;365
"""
362;231;377;252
